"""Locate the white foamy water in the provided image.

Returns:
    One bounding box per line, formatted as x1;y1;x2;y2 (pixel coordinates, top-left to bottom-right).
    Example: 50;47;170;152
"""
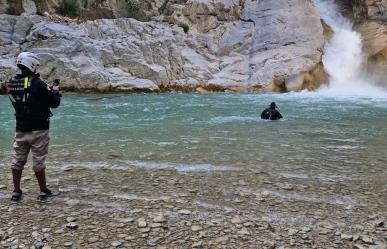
313;0;386;98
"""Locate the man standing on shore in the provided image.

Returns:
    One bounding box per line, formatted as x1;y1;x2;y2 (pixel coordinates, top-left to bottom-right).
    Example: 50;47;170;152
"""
1;52;61;201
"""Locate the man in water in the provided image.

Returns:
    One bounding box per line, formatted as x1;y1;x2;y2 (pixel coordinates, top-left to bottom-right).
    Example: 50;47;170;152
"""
1;52;61;201
261;102;283;120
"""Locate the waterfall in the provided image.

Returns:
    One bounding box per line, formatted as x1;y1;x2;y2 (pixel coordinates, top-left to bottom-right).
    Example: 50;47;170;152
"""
312;0;385;97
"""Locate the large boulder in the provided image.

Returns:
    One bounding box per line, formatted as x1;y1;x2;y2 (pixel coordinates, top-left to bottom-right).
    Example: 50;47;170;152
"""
205;0;326;92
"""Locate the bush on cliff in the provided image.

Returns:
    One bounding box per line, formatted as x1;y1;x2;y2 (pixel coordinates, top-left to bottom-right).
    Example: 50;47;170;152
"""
57;0;80;18
178;23;189;33
124;1;150;21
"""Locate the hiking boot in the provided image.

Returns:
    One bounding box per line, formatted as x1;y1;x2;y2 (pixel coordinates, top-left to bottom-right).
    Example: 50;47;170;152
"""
11;190;23;202
37;188;58;201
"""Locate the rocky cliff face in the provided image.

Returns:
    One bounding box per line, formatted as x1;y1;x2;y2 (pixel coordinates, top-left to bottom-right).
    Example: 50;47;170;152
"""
338;0;387;86
0;0;326;92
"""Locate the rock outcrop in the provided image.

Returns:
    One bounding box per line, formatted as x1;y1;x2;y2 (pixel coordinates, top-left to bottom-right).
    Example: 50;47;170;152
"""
0;0;326;92
338;0;387;86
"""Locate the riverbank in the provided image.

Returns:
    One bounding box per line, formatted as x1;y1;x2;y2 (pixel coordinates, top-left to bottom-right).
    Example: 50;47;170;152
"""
0;165;386;248
1;93;387;248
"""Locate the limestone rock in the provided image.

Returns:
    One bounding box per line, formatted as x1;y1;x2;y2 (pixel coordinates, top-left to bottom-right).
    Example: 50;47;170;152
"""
178;209;192;215
0;0;326;93
351;0;387;22
361;235;374;245
66;222;78;229
356;21;387;87
111;241;122;247
231;216;242;224
147;237;162;247
341;233;353;241
337;0;387;88
137;218;147;228
191;225;202;232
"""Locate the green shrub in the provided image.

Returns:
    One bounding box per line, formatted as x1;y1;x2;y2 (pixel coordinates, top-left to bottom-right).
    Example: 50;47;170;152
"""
6;6;15;15
124;1;150;21
56;0;80;18
179;23;189;33
125;1;140;15
5;0;22;15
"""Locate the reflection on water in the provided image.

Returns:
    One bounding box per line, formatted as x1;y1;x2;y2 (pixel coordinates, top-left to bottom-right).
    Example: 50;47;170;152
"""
1;93;387;182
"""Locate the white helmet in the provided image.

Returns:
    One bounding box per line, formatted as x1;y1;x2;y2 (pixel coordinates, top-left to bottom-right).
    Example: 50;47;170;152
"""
16;52;40;73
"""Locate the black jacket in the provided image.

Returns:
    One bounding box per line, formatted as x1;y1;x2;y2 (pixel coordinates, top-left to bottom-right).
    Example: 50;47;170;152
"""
261;108;283;120
8;74;61;132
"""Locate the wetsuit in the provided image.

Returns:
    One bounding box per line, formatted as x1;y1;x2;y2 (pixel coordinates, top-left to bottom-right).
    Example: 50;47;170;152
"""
260;108;283;120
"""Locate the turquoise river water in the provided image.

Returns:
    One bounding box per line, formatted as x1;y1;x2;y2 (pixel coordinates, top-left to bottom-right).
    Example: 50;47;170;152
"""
1;92;386;181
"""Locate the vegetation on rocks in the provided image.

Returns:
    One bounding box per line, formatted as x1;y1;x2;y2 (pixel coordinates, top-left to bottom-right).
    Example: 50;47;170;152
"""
178;23;189;33
124;1;150;22
56;0;80;18
5;0;23;15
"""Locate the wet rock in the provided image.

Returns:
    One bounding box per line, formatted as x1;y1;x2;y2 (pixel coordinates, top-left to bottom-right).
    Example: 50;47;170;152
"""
66;222;78;229
147;237;162;247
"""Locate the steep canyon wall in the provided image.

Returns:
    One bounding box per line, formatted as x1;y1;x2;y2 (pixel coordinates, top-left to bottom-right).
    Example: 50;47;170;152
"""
337;0;387;86
1;0;328;92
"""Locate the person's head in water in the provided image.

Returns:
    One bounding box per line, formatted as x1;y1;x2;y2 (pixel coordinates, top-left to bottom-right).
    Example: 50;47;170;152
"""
270;102;277;109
